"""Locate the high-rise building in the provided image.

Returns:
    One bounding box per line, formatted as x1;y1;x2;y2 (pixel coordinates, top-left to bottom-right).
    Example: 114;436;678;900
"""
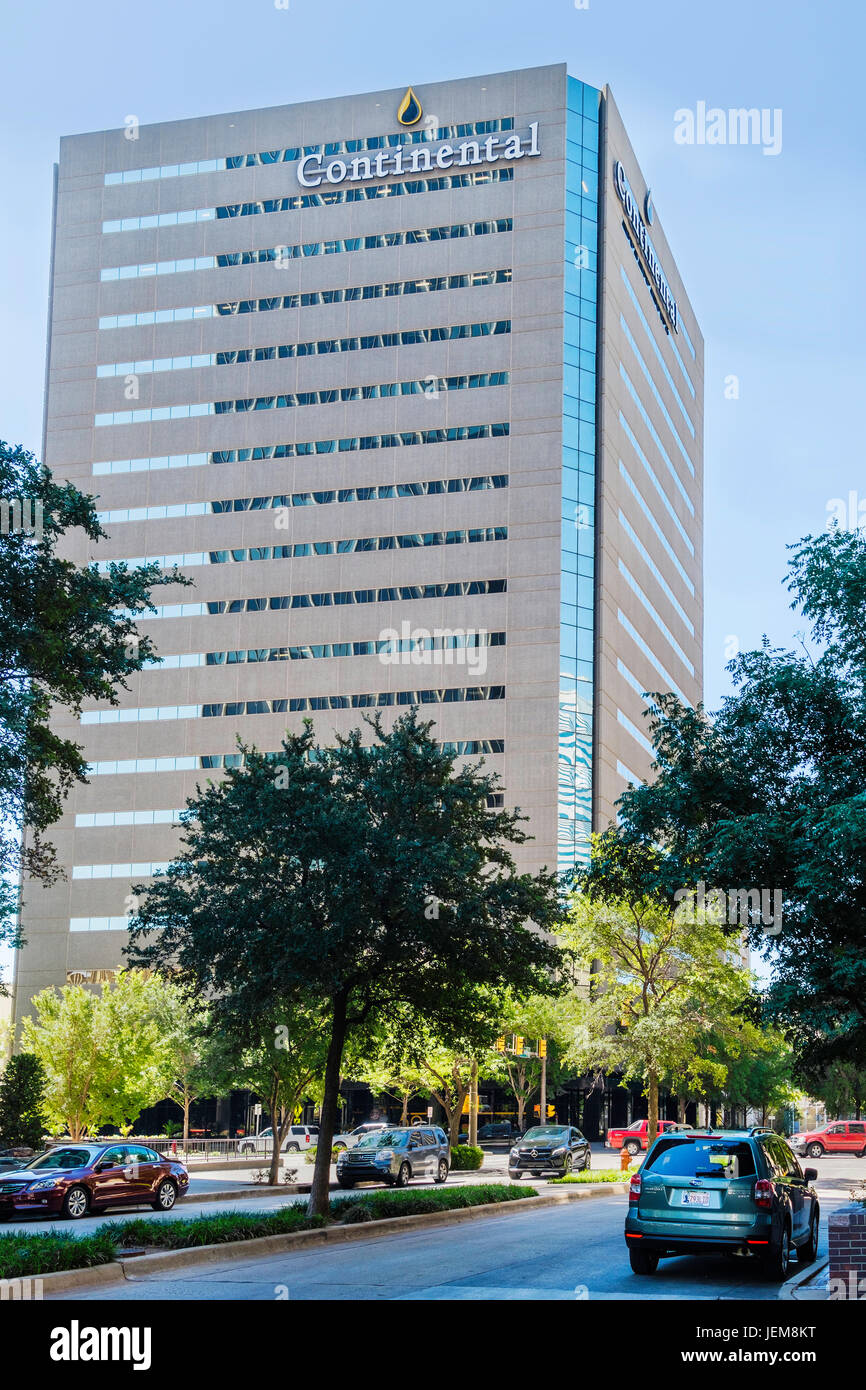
13;63;703;1022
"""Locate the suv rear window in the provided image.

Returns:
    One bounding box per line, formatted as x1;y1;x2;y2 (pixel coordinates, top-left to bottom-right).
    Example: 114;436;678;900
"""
645;1138;756;1178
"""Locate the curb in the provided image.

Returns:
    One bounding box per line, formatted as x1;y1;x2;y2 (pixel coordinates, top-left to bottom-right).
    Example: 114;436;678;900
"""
779;1255;830;1301
40;1183;623;1295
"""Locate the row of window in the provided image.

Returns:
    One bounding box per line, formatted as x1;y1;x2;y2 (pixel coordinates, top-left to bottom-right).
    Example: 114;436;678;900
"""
98;474;508;525
90;630;508;687
100;217;512;280
618;510;694;634
104;119;516;184
97;527;508;573
618;461;694;595
618;370;694;518
94;421;509;475
75;809;184;827
617;707;655;758
102;167;514;234
95;369;508;428
137;577;507;620
620;316;695;470
82;686;507;726
618;414;693;557
99;267;513;331
617;609;690;706
617;759;644;787
619;265;695;423
72;862;169;880
86;738;506;779
618;560;695;677
97;320;512;380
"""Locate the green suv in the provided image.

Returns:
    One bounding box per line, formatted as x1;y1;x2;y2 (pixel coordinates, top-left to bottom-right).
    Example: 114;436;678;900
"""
625;1128;820;1281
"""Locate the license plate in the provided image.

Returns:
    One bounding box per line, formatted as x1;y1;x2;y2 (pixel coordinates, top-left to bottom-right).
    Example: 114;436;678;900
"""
682;1191;710;1206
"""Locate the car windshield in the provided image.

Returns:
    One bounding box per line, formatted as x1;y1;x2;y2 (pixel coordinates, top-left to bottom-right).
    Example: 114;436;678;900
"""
645;1139;755;1178
521;1126;568;1142
355;1130;409;1150
29;1148;95;1170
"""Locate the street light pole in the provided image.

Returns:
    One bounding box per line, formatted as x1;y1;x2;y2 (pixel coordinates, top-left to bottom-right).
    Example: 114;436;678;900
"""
540;1051;547;1124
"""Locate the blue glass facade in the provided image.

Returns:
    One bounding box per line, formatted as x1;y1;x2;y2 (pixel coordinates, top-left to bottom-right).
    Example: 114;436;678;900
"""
559;76;599;876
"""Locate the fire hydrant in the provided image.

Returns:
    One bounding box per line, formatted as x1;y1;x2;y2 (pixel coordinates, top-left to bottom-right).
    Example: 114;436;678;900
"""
620;1145;631;1172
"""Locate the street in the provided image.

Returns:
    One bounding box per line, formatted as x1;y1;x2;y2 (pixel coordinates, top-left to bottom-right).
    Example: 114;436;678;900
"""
41;1151;862;1301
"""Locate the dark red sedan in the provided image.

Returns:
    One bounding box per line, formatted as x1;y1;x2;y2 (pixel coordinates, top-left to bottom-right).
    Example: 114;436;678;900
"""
0;1142;189;1220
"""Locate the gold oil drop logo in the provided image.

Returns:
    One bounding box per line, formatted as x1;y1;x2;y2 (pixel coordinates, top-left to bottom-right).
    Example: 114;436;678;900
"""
397;87;422;127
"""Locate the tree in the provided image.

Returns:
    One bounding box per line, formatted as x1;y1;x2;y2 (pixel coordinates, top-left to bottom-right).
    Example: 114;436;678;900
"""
565;834;753;1146
149;979;220;1143
800;1060;866;1121
0;1053;47;1148
0;441;189;954
604;527;866;1074
494;995;569;1131
20;972;167;1137
128;710;564;1215
355;1010;430;1126
206;1009;329;1185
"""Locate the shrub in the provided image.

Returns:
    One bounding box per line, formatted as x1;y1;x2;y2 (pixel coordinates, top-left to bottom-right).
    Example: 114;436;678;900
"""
450;1143;484;1171
0;1054;47;1150
304;1145;340;1165
549;1169;630;1184
0;1228;116;1280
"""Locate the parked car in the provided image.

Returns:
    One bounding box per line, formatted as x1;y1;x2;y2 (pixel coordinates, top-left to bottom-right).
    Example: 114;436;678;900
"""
331;1122;391;1153
508;1125;590;1178
0;1142;190;1221
336;1126;450;1188
624;1127;820;1280
237;1124;316;1155
457;1121;522;1144
789;1121;866;1159
605;1119;685;1156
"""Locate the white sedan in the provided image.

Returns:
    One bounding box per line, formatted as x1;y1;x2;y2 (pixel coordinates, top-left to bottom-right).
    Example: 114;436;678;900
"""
237;1124;317;1155
330;1122;391;1153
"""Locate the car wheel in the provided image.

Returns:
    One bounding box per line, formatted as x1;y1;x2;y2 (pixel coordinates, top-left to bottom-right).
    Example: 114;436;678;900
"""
394;1163;411;1188
434;1159;449;1184
286;1143;300;1153
151;1179;177;1212
583;1151;592;1171
859;1148;866;1159
626;1141;641;1157
239;1142;255;1155
509;1169;522;1180
629;1246;659;1275
798;1210;819;1264
562;1153;574;1175
807;1143;824;1159
763;1222;792;1281
337;1177;355;1189
62;1185;90;1220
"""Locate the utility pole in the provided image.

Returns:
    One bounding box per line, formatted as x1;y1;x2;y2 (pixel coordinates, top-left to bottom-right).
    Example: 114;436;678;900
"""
539;1039;547;1123
469;1057;478;1146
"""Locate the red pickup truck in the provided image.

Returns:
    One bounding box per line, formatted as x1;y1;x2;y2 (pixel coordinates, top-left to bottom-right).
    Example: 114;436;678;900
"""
605;1119;683;1155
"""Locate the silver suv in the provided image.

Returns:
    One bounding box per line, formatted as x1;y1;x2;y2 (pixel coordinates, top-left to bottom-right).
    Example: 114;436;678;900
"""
336;1126;450;1188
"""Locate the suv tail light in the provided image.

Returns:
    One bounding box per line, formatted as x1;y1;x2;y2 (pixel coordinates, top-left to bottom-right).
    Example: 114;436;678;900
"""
628;1173;642;1204
754;1178;774;1210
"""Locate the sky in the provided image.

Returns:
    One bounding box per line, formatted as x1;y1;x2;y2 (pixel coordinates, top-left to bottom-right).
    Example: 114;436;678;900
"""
0;0;862;980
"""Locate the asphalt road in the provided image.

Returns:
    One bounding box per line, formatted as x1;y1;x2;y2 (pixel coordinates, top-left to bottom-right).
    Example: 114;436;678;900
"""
43;1152;862;1302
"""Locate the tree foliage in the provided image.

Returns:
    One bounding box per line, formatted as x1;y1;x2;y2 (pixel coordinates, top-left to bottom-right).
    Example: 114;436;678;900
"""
0;1052;47;1148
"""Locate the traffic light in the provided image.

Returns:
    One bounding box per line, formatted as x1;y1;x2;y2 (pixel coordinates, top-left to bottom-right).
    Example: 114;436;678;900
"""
515;1035;524;1055
538;1038;547;1058
494;1036;506;1052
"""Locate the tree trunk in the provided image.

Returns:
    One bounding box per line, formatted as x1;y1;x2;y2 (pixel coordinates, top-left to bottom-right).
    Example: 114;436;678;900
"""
401;1092;409;1125
307;992;348;1218
183;1092;190;1144
677;1094;687;1125
647;1071;659;1147
517;1095;525;1131
468;1058;478;1146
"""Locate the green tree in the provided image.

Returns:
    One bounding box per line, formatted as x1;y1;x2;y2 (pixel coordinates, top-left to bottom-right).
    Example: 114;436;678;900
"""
800;1060;866;1121
565;835;752;1146
494;995;569;1130
0;441;189;953
128;710;564;1215
604;527;866;1074
0;1053;47;1148
21;972;167;1137
149;978;219;1143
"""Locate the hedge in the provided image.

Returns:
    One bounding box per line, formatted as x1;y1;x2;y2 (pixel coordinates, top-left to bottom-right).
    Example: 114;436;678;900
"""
449;1144;484;1171
0;1182;535;1280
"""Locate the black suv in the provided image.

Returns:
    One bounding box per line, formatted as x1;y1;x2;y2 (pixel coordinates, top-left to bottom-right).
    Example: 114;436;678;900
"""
508;1125;590;1177
625;1128;820;1280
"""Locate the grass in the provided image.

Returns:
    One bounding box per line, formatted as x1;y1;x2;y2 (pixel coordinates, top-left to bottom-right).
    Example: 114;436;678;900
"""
0;1182;537;1280
548;1168;632;1184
